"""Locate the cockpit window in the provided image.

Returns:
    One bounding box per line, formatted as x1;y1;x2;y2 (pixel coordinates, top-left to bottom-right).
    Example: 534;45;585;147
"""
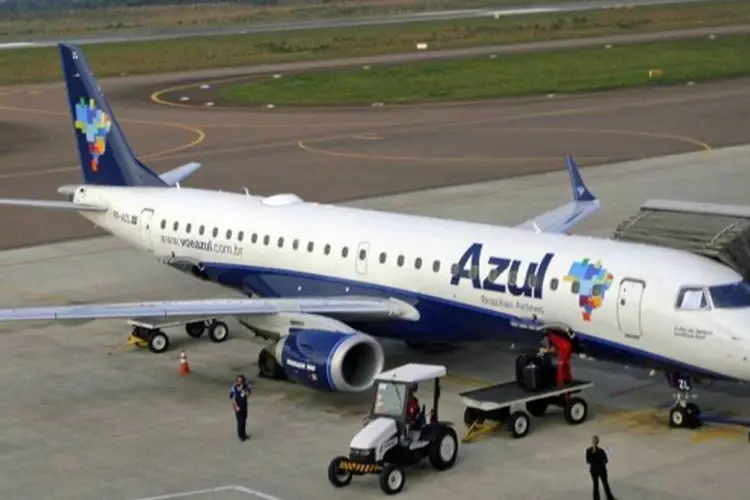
709;281;750;309
676;287;709;310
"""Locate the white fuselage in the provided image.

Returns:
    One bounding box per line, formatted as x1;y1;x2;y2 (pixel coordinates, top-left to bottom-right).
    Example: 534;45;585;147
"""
72;184;750;381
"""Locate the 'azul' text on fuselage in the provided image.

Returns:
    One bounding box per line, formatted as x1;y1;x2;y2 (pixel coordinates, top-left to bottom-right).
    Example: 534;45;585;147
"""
450;243;554;299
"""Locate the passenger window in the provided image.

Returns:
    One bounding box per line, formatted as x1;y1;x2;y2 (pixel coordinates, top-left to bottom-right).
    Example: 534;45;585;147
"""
238;231;244;242
415;257;422;270
342;247;349;258
433;260;441;273
199;225;205;235
359;249;367;260
470;264;478;278
293;239;299;250
550;278;559;291
173;221;179;231
278;237;284;248
450;263;459;277
160;219;166;229
226;229;232;240
251;233;258;244
571;281;580;294
527;275;536;287
397;255;405;267
263;235;270;246
324;244;331;255
676;287;708;310
186;223;192;234
379;252;387;264
212;227;218;238
307;242;314;252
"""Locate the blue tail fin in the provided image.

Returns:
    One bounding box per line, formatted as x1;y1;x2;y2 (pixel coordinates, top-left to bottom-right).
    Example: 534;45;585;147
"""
59;43;167;187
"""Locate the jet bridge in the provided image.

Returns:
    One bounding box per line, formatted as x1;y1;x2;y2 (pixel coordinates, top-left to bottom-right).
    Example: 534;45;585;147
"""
612;199;750;280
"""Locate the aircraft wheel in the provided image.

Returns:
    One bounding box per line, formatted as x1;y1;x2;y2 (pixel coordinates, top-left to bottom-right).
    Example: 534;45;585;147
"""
379;464;406;495
508;411;530;438
208;320;230;343
185;321;206;338
327;456;353;488
564;397;588;425
258;348;286;380
669;406;689;428
148;330;170;354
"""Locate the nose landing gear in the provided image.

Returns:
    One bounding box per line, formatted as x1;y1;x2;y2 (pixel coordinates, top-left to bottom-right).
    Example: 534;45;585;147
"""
667;373;702;429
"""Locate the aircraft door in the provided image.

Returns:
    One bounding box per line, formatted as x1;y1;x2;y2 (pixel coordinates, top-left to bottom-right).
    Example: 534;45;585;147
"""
355;241;370;275
616;278;645;339
138;208;155;252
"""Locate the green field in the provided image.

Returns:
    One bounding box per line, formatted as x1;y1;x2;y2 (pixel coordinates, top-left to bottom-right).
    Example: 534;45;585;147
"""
0;0;592;39
217;35;750;104
0;0;749;86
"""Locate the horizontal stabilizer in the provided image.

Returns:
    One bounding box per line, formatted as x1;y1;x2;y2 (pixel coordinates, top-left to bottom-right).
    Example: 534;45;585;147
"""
0;296;421;323
159;162;202;186
0;198;106;212
515;155;600;233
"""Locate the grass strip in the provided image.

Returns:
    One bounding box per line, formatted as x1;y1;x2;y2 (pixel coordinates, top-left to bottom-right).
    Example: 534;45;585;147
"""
217;34;750;104
0;0;598;40
0;0;749;86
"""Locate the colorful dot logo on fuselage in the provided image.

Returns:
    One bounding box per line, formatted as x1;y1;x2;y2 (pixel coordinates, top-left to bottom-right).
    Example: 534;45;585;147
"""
74;97;112;172
563;257;614;322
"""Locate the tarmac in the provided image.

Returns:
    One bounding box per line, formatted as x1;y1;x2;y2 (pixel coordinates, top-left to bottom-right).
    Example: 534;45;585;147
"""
0;145;749;500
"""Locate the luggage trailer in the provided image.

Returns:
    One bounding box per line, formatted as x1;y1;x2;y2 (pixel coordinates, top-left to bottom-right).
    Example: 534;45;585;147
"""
459;379;594;442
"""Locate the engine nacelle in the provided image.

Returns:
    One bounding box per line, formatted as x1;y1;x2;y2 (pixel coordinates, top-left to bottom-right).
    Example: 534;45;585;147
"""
275;329;385;393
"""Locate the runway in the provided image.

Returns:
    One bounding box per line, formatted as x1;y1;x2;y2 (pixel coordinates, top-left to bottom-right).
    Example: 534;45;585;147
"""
0;0;707;49
0;145;749;500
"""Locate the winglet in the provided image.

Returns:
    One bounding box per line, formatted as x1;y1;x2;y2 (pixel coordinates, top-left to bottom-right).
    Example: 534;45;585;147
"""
565;155;596;202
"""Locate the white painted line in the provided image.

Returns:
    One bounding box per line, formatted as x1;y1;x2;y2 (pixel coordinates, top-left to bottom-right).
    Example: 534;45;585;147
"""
128;484;286;500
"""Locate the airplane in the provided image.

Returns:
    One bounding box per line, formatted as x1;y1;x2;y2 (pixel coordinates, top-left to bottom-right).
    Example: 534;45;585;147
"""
0;43;749;429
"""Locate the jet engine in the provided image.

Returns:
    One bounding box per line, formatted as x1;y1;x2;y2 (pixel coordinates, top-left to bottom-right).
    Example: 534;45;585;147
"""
275;329;385;393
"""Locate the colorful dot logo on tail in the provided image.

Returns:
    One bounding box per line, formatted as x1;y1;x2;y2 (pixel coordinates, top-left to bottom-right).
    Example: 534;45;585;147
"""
563;257;614;322
74;97;112;172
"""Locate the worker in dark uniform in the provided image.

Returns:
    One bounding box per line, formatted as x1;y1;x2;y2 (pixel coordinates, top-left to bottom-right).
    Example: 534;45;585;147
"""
229;374;251;442
586;435;617;500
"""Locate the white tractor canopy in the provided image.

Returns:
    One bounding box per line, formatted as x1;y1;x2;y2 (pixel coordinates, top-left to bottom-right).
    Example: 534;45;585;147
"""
375;363;447;384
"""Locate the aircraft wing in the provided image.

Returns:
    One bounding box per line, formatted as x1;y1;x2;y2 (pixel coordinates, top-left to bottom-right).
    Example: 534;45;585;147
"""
515;155;600;234
0;296;420;324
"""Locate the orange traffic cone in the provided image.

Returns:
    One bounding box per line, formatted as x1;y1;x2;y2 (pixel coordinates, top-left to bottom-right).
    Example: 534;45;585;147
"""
179;350;190;376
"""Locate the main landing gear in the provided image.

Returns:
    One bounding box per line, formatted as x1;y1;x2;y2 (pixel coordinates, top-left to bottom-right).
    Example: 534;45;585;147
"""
128;319;231;354
666;373;702;430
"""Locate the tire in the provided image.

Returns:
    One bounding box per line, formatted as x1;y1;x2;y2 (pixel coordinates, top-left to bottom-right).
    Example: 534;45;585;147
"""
526;399;549;417
685;402;702;428
428;426;459;471
463;407;479;427
379;464;406;495
508;411;530;438
327;456;353;488
564;397;588;425
185;321;206;338
669;406;686;428
208;320;230;343
258;348;286;380
148;330;170;354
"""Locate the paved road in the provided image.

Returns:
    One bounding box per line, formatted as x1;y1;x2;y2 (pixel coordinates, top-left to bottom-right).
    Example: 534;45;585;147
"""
0;0;709;50
1;68;749;249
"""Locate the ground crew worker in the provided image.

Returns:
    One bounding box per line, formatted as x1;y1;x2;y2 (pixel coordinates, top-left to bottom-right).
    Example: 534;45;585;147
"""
229;374;251;442
541;330;573;387
406;384;420;426
586;435;617;500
